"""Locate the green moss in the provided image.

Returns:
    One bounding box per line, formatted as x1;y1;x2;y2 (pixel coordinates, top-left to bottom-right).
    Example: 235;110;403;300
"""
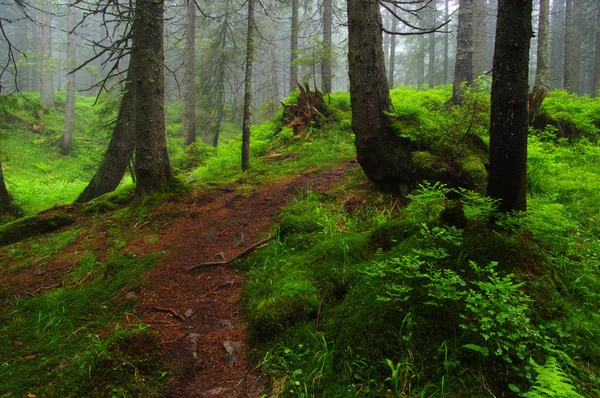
279;215;322;238
370;219;419;251
0;212;75;245
82;185;134;215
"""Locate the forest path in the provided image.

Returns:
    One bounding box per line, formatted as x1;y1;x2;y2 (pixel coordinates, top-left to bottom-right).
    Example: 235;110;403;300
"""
133;160;358;397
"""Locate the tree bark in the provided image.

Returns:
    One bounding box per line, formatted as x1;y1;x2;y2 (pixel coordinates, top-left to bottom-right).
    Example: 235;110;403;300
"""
534;0;549;89
443;0;450;83
549;0;565;89
38;1;54;108
289;0;299;94
76;68;137;203
388;12;398;88
451;0;474;104
242;0;255;171
428;0;437;88
563;0;574;91
132;0;171;197
347;0;412;189
183;0;196;148
59;4;76;154
213;13;230;147
594;9;600;97
486;0;533;212
472;0;485;79
0;160;11;213
321;0;333;93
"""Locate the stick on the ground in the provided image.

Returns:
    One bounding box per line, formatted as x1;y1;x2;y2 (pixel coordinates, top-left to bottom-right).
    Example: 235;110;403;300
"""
151;306;186;322
186;234;275;271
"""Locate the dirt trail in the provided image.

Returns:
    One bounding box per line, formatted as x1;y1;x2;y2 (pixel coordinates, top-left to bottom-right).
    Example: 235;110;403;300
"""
130;161;358;397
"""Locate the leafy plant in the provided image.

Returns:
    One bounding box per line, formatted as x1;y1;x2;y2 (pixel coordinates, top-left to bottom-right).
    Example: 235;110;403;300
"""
524;356;584;398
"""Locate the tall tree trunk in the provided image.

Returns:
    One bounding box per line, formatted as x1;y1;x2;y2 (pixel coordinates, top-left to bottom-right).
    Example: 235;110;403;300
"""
0;160;11;213
59;5;76;154
417;37;425;89
443;0;450;83
289;0;299;94
484;0;497;72
347;0;412;189
549;0;565;89
451;0;474;104
563;0;574;91
428;0;437;88
76;68;137;203
242;0;255;171
321;0;333;93
569;3;582;94
183;0;196;147
534;0;549;88
388;13;398;88
132;0;171;197
487;0;533;212
472;0;485;78
594;10;600;97
38;2;54;108
268;44;279;114
213;13;230;148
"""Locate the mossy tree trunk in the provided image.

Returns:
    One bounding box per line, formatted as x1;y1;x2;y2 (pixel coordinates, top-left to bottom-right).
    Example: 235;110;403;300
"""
486;0;533;212
347;0;412;190
132;0;172;197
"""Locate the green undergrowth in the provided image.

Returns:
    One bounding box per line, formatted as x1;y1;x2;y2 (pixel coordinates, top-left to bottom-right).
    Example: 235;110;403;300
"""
0;240;166;397
244;130;600;396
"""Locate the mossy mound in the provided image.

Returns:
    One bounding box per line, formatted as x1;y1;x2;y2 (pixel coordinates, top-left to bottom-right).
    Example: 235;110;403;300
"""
82;186;134;215
278;215;322;238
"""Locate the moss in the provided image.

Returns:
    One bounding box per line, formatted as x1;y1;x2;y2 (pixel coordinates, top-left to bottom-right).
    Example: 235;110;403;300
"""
82;186;134;215
0;212;75;245
279;215;322;238
457;155;488;191
370;219;419;251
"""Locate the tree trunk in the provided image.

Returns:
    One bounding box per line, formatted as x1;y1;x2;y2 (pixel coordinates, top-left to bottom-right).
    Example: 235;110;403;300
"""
568;3;582;94
388;12;398;88
76;68;137;203
321;0;333;93
347;0;412;189
132;0;171;197
183;0;196;148
289;0;299;94
534;0;550;89
563;0;574;91
428;0;437;88
443;0;450;83
549;0;565;89
59;5;76;154
38;2;54;108
242;0;255;171
486;0;533;212
594;10;600;97
213;13;230;148
484;0;498;72
451;0;474;104
472;0;485;79
0;160;11;213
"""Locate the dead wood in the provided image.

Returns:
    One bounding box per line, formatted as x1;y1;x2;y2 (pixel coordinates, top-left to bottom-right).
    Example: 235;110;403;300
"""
151;306;186;322
187;234;275;271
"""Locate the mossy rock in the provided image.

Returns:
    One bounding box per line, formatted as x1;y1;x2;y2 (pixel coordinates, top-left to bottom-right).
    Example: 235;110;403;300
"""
456;155;487;191
0;212;75;245
531;112;579;139
279;215;322;238
370;219;419;251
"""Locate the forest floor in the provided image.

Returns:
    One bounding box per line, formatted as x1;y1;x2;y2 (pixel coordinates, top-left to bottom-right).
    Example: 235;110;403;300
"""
0;159;358;397
139;160;358;397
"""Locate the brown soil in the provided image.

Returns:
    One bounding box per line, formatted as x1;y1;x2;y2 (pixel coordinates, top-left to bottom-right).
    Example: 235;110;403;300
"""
0;160;359;397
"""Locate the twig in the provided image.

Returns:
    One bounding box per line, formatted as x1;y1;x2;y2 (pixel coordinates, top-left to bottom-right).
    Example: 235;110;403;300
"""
151;306;185;322
186;234;275;271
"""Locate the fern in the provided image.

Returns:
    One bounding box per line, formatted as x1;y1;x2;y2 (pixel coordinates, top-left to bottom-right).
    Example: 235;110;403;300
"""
525;356;583;398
